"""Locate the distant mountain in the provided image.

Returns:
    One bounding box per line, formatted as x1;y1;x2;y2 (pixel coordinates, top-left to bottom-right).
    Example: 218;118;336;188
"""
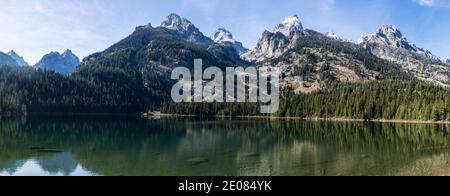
360;25;450;86
160;13;212;45
0;52;19;66
242;15;305;62
7;50;28;66
212;28;248;55
35;50;80;75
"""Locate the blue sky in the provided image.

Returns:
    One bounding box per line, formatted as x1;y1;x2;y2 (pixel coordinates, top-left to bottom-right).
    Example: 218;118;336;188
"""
0;0;449;64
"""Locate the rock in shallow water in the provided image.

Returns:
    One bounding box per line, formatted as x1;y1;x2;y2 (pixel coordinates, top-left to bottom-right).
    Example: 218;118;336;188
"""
187;158;209;166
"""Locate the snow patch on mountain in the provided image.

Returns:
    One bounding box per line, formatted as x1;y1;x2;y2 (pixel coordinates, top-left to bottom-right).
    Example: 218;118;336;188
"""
273;15;303;37
242;15;305;62
212;28;248;55
160;13;212;45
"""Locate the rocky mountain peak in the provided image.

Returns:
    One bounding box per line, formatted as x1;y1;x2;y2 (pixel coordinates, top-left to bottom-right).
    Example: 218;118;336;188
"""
212;28;234;43
273;15;303;37
62;49;77;57
360;25;416;51
7;50;28;66
160;13;212;45
135;23;152;31
360;25;450;86
242;15;304;62
35;50;80;75
161;13;192;32
212;28;248;55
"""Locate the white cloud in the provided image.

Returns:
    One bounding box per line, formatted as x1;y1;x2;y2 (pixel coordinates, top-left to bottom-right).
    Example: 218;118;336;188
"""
418;0;435;6
416;0;450;8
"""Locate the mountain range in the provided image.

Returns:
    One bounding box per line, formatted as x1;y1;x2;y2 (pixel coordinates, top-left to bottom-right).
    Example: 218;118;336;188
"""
74;13;450;103
3;13;449;86
0;13;449;117
243;15;449;88
0;50;80;75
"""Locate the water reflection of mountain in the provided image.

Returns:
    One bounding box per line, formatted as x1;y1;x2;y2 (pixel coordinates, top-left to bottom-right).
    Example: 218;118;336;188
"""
36;152;78;176
0;160;25;175
0;152;93;176
0;116;449;176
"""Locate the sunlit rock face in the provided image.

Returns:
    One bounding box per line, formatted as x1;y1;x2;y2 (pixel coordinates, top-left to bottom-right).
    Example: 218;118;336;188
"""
242;15;305;62
160;13;212;45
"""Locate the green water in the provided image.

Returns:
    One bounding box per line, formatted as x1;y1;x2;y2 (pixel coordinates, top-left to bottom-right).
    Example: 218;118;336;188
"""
1;116;450;176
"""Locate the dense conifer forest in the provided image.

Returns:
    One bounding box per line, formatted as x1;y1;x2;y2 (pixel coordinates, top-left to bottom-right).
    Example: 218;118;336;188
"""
161;81;450;121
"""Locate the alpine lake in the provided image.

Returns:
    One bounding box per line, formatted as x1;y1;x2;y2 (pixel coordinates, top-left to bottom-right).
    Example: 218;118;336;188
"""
1;115;450;176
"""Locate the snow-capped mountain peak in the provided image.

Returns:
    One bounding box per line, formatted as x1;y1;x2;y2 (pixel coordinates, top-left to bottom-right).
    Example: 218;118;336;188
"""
242;14;305;62
160;13;212;45
212;28;248;55
360;25;443;60
273;15;303;37
360;25;410;49
161;13;192;32
378;25;402;38
212;28;234;43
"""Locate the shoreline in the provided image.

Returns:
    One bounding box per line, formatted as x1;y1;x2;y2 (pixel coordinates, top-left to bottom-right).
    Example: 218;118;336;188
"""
2;112;449;125
151;112;450;125
242;116;450;125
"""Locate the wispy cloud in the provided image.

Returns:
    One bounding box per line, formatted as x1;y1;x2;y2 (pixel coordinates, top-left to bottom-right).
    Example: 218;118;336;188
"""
415;0;450;8
418;0;436;6
0;0;117;64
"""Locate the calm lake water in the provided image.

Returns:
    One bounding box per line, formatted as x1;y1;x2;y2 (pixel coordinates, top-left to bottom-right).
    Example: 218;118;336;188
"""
1;116;450;176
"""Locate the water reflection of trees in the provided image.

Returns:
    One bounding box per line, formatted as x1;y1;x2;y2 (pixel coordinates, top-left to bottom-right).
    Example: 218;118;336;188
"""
0;116;449;176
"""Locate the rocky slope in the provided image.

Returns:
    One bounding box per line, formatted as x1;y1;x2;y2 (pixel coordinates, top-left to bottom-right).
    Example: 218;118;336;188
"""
360;25;450;86
265;30;413;93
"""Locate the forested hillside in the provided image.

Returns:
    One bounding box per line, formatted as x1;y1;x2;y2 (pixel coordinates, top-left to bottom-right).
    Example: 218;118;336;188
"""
162;81;450;121
0;65;164;115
